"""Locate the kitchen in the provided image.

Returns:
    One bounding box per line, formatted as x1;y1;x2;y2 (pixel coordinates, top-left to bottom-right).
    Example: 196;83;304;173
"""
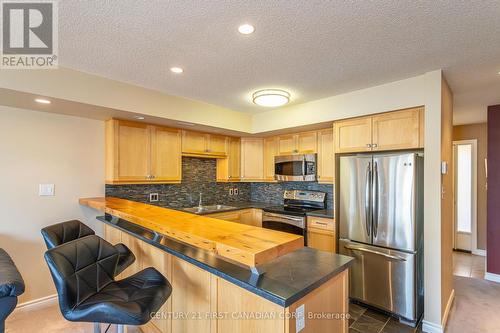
2;2;500;333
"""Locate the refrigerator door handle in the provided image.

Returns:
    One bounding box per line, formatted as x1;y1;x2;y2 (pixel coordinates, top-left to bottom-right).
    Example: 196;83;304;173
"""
365;162;371;237
373;161;379;237
344;244;407;261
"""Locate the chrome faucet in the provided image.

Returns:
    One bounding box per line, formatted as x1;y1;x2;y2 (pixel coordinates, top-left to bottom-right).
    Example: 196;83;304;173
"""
198;192;203;208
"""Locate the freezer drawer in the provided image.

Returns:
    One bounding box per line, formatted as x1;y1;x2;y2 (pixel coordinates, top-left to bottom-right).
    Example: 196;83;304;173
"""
339;239;421;321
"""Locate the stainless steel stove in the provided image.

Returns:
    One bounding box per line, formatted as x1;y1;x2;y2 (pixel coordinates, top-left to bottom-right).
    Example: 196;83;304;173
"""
262;190;327;245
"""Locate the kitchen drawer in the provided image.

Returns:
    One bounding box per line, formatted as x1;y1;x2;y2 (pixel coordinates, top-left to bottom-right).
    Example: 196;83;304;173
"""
307;216;335;232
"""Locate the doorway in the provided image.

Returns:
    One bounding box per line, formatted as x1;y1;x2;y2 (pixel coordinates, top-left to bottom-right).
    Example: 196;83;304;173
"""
452;140;478;252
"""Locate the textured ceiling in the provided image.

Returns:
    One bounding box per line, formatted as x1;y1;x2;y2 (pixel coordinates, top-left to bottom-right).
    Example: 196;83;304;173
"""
59;1;500;123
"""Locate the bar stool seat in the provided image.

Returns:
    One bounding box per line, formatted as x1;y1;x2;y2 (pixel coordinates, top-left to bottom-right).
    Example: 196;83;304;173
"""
44;235;171;331
41;220;135;275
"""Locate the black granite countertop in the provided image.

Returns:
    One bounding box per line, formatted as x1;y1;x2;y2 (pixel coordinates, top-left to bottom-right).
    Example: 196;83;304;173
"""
179;201;335;219
305;209;335;219
98;214;351;307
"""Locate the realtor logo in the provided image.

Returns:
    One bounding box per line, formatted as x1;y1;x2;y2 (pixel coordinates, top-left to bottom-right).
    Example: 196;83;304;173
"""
1;0;58;68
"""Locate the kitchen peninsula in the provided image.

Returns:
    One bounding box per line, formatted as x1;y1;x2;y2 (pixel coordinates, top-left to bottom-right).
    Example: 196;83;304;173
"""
80;197;353;333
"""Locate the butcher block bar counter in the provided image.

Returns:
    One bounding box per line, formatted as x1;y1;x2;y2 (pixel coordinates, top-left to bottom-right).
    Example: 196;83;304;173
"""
80;197;353;333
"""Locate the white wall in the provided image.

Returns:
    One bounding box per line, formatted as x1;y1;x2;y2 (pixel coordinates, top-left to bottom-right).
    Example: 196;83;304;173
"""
0;106;105;303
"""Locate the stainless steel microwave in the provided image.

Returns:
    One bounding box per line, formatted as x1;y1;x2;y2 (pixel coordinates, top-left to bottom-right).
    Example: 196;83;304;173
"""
274;154;317;181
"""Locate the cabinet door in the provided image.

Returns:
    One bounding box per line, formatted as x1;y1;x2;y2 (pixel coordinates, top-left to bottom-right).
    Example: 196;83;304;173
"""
307;228;336;253
103;224;122;246
171;257;214;333
334;117;372;153
241;138;264;181
228;138;241;180
371;108;421;151
120;232;144;277
207;135;228;156
317;129;334;183
296;131;318;153
277;134;297;155
151;126;182;182
182;131;208;155
141;243;172;333
206;211;242;223
115;120;151;181
217;278;284;333
263;137;278;181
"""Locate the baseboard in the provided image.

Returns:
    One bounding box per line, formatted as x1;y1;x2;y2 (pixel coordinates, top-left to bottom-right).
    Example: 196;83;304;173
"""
485;272;500;283
441;289;455;328
422;320;443;333
16;294;58;310
421;289;454;333
472;249;486;256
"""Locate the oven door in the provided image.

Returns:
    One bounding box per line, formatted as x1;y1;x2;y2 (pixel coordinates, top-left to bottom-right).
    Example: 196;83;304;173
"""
262;212;307;245
274;154;316;181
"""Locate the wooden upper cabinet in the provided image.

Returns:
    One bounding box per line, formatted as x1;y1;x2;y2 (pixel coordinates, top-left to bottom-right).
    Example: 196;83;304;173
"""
181;130;208;155
263;137;278;181
278;131;318;155
151;126;182;182
106;119;182;184
317;128;334;183
334;107;424;154
372;107;423;151
207;134;228;156
182;130;227;157
296;131;318;153
216;137;240;182
334;117;373;153
277;134;296;155
240;138;264;181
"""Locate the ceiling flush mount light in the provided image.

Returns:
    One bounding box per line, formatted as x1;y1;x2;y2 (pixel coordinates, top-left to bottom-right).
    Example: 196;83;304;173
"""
170;67;183;74
35;98;51;104
238;24;255;35
133;115;145;120
252;89;290;107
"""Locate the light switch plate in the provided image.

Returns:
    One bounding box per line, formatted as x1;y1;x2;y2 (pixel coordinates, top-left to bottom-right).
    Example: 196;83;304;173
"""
39;184;55;196
229;189;234;196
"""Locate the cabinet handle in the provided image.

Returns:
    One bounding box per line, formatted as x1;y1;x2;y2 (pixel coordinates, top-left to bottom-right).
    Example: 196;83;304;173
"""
366;144;372;148
151;175;156;179
146;175;151;180
315;222;328;225
372;143;378;148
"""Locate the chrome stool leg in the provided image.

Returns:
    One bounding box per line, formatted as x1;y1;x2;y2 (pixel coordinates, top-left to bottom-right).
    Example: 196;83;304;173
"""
116;324;125;333
93;322;101;333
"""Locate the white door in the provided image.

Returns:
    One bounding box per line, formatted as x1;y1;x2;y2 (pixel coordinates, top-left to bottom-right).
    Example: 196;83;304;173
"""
453;141;477;252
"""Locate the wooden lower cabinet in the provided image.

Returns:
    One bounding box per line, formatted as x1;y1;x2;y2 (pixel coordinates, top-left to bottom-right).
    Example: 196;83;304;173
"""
103;225;348;333
206;208;262;227
307;217;336;253
217;278;285;332
171;257;215;333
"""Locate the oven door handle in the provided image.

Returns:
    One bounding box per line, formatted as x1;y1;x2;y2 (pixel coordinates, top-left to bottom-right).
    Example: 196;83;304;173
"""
263;213;305;228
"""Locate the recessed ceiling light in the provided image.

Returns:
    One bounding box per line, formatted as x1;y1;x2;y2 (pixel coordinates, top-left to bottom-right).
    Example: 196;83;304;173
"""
238;24;255;35
35;98;51;104
170;67;183;74
252;89;290;107
133;115;145;120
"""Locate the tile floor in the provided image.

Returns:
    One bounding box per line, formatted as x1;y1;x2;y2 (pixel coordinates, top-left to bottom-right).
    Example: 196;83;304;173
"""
452;251;486;279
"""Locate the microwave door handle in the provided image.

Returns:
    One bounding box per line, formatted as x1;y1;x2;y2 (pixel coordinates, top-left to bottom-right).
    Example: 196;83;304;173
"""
302;156;306;180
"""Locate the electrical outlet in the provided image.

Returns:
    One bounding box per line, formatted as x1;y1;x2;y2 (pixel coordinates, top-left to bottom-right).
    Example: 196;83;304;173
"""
234;188;239;195
149;193;159;202
229;189;234;196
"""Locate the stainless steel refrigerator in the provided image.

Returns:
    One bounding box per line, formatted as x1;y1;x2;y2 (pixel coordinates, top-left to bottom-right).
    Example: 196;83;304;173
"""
338;152;424;323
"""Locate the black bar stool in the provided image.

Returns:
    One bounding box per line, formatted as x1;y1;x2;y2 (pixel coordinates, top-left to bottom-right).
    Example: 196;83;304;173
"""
41;220;135;275
44;235;171;333
0;248;25;333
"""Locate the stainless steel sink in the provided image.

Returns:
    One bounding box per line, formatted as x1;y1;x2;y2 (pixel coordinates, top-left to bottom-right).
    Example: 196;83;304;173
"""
182;204;237;214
